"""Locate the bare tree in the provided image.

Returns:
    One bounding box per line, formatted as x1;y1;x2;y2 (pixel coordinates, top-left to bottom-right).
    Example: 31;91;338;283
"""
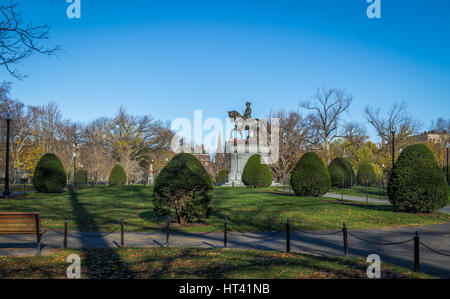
364;101;422;148
431;117;450;134
330;122;375;170
300;88;352;163
269;109;312;184
99;107;174;178
32;102;63;153
0;1;61;79
342;122;368;150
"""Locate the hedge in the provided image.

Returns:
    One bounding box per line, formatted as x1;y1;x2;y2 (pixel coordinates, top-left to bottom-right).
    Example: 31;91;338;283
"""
153;153;214;224
215;169;229;184
242;154;273;188
75;169;88;186
357;163;377;186
290;152;331;197
443;166;449;184
388;144;448;213
32;153;67;193
109;164;127;186
328;157;354;188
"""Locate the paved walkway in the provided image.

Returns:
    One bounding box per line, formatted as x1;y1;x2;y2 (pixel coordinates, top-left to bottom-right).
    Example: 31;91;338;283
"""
1;222;449;278
324;193;450;214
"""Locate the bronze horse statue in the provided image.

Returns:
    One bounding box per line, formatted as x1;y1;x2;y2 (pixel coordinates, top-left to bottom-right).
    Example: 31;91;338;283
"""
228;102;258;140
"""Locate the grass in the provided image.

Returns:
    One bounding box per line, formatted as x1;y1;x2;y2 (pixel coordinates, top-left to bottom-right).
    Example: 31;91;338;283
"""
329;185;389;199
0;185;449;232
0;248;434;279
329;185;450;201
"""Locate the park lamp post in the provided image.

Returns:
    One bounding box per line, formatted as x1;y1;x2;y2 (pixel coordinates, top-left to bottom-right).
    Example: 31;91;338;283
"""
72;152;77;186
3;111;12;198
390;126;396;170
446;142;449;184
72;143;80;187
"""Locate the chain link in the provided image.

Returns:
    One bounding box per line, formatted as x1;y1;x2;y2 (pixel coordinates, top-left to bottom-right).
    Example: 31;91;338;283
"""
348;231;413;246
82;227;120;238
294;230;341;236
419;241;450;257
230;230;283;240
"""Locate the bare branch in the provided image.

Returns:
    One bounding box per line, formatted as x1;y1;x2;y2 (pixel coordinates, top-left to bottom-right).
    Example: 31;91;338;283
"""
0;1;61;79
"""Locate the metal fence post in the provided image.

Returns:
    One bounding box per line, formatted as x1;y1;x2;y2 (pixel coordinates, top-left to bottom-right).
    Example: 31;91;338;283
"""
64;217;68;250
224;217;228;248
342;223;348;256
286;218;290;253
341;179;344;201
166;216;170;247
414;231;420;272
120;218;125;247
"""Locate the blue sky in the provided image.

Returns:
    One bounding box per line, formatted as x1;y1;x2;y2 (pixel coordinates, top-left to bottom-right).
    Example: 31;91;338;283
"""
2;0;450;142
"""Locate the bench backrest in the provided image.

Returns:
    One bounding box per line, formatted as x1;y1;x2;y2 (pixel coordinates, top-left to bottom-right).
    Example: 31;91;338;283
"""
0;212;41;235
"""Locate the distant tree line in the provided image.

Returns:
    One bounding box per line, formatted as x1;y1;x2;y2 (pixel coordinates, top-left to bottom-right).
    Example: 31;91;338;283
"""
0;83;174;184
268;88;449;185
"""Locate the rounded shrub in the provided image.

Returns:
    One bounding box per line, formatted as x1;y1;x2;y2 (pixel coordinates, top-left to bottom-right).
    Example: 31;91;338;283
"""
388;144;448;213
290;152;331;197
328;157;354;188
153;153;214;224
242;154;273;188
215;169;229;184
443;166;449;184
109;164;127;186
357;163;377;186
75;169;88;186
32;153;67;193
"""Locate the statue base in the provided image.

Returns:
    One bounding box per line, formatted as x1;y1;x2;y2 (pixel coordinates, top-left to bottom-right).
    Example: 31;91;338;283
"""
226;144;271;186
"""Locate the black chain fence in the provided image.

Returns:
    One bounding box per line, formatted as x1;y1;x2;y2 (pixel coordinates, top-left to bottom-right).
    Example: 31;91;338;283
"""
59;217;449;274
347;231;414;246
419;241;450;257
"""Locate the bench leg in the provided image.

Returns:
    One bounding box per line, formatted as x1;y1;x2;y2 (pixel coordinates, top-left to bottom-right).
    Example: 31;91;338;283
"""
36;234;41;256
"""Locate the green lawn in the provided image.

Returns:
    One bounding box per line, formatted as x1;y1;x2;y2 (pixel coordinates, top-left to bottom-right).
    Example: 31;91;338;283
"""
1;186;449;232
329;185;450;201
0;248;433;279
329;185;389;199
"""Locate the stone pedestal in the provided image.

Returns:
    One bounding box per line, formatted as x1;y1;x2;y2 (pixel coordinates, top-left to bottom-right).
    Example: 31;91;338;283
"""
227;143;270;186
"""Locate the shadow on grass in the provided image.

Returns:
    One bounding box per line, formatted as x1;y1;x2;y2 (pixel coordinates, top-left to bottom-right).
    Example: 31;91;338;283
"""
330;200;394;212
109;247;417;279
138;210;161;222
68;190;135;278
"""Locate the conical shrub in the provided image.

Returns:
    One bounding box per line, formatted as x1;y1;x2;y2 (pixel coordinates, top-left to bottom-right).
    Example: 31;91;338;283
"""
109;164;127;186
32;153;67;193
242;154;273;188
153;153;214;224
357;163;377;186
215;169;229;184
388;144;448;213
328;157;354;188
290;152;331;197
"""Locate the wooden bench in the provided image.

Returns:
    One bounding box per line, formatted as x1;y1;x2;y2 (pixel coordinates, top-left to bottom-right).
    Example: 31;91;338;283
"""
0;212;46;255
